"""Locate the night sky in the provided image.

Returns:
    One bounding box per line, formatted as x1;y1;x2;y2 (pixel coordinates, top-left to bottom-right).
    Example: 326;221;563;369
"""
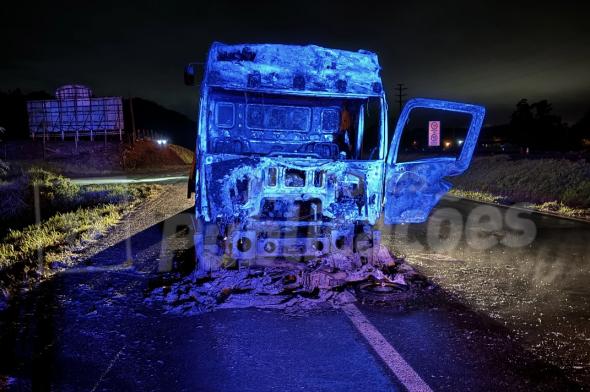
2;0;589;125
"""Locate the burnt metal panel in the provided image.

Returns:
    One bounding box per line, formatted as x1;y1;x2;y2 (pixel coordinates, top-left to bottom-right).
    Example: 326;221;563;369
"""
383;98;485;224
206;42;382;97
201;155;384;226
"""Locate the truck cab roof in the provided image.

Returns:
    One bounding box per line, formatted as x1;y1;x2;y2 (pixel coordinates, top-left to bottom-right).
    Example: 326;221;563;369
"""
205;42;383;97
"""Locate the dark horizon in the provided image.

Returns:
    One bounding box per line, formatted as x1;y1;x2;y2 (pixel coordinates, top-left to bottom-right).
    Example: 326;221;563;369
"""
2;0;590;125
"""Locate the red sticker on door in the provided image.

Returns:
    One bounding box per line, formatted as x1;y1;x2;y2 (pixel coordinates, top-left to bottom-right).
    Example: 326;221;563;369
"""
428;121;440;147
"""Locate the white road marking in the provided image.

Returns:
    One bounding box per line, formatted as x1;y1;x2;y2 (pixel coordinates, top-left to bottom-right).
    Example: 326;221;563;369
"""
90;346;125;392
342;304;433;392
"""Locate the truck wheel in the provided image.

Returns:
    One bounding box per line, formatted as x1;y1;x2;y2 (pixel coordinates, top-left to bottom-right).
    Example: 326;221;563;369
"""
354;280;409;304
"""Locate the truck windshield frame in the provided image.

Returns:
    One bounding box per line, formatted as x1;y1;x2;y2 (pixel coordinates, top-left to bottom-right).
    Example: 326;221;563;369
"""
205;88;385;161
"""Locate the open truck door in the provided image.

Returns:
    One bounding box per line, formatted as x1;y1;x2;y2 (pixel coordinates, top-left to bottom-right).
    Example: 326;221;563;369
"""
383;98;485;224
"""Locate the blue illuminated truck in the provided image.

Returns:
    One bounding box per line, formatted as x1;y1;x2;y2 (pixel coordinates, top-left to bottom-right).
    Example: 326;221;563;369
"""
185;42;484;270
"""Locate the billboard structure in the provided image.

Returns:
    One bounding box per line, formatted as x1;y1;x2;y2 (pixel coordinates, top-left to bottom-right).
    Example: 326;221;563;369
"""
27;85;124;140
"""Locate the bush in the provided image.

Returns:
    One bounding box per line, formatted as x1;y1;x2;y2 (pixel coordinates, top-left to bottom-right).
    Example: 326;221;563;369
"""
28;167;81;208
561;181;590;208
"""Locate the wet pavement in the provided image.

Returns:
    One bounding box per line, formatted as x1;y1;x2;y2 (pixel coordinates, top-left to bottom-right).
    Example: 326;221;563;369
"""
383;195;590;385
0;191;587;391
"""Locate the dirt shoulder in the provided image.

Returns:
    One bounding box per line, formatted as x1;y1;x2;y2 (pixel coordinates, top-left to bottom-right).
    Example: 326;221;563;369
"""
72;182;194;265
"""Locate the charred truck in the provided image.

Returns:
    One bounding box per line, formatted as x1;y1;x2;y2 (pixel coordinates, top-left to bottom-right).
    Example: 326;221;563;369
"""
185;43;484;271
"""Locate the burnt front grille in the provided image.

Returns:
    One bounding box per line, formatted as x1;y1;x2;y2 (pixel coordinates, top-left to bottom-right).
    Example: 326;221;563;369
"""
284;168;306;187
260;198;323;221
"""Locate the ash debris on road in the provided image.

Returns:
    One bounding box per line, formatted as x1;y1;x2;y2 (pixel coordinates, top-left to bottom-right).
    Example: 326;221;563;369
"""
148;245;434;315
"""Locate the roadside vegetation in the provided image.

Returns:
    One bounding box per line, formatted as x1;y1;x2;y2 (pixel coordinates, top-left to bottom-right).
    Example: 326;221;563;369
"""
0;205;122;269
450;155;590;219
168;144;194;164
0;166;159;301
2;140;192;177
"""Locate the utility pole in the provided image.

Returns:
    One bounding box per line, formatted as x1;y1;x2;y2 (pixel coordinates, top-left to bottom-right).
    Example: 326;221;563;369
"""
129;96;136;145
395;83;407;116
42;120;46;160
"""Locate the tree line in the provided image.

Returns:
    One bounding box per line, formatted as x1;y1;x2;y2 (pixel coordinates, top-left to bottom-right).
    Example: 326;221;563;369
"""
500;99;589;151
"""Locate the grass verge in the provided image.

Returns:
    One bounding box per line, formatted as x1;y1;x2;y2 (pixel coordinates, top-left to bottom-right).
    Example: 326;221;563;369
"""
0;204;122;269
168;144;194;165
450;155;590;219
0;167;160;306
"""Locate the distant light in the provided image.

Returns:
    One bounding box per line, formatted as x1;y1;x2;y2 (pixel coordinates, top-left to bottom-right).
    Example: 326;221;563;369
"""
457;139;464;145
444;141;452;148
156;139;168;145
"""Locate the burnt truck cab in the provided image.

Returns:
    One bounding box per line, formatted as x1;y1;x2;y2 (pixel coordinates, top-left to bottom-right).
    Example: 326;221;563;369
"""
188;42;484;270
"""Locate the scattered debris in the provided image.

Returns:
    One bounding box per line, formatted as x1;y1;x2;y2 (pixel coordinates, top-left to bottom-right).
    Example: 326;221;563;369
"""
148;245;434;315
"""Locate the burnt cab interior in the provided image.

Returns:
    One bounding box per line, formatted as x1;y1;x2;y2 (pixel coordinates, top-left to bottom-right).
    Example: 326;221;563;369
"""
207;90;382;161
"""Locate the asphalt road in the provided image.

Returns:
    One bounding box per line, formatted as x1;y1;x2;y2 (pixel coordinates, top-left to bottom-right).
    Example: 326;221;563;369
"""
381;195;590;385
0;188;587;391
